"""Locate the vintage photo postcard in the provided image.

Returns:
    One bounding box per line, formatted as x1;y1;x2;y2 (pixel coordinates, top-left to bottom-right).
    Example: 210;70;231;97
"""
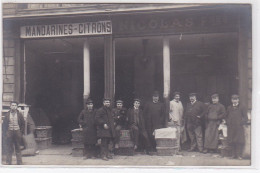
1;1;256;169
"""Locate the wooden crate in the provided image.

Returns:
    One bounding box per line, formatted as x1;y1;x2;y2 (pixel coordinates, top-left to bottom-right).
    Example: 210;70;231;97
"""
156;147;178;156
35;126;52;138
72;148;84;157
71;129;83;141
35;137;52;150
119;139;134;148
156;138;178;148
120;130;131;140
71;139;84;148
114;147;134;156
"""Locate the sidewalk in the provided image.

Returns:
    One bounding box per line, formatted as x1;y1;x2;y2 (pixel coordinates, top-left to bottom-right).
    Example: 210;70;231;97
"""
2;144;251;166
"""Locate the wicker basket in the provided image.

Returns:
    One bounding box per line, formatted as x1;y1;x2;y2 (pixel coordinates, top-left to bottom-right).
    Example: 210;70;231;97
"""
35;126;52;138
156;147;178;156
219;146;232;157
35;137;52;150
71;128;83;141
119;139;134;148
72;148;84;157
71;139;84;148
220;138;228;147
120;130;131;140
156;138;178;148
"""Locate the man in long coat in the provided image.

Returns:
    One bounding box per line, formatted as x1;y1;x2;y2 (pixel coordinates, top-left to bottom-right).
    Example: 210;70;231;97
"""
226;94;248;159
77;99;97;159
203;93;226;153
127;98;151;154
112;100;127;149
95;98;115;161
144;91;165;150
169;92;184;151
2;101;25;165
184;93;206;152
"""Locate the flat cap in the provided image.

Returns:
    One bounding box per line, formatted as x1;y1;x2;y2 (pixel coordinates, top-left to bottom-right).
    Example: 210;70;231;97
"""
103;98;111;101
231;94;239;99
152;91;160;97
211;93;219;98
116;100;123;103
173;91;181;97
134;98;141;103
189;93;197;97
86;99;93;104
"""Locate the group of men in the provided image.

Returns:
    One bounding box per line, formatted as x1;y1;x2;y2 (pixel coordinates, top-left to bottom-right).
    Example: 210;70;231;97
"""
77;91;248;161
77;91;165;161
2;91;248;164
169;92;248;160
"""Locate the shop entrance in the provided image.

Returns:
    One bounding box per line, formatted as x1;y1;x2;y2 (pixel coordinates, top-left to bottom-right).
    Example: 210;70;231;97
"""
24;37;104;144
115;37;163;108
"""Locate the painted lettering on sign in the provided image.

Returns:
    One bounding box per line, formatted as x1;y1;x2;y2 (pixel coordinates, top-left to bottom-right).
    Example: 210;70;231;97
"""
21;21;112;38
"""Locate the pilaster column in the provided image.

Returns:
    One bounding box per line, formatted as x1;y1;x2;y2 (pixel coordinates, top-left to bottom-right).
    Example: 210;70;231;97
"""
83;39;90;105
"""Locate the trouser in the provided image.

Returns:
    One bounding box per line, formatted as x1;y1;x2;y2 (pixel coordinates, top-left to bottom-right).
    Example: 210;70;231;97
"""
100;137;113;158
175;125;181;151
147;131;156;151
114;125;122;144
230;142;243;158
130;125;151;151
84;144;96;158
187;124;203;151
6;130;23;164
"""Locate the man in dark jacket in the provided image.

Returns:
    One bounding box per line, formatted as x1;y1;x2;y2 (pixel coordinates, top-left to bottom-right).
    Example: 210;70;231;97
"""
144;91;165;151
95;98;115;161
2;101;25;165
203;93;226;153
226;94;248;160
77;99;97;160
185;93;206;152
127;98;151;154
112;100;127;149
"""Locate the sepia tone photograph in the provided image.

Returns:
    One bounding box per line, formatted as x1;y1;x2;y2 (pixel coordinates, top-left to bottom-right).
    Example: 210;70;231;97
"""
1;2;254;168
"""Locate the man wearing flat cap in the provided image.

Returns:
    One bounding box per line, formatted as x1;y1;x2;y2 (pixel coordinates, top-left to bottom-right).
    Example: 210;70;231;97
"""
112;100;127;149
225;94;248;159
95;98;116;161
127;98;151;154
144;91;166;151
77;99;97;159
203;93;226;153
169;92;184;151
184;93;206;152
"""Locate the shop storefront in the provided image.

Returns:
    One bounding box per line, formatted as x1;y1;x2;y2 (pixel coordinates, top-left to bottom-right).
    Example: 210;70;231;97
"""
2;4;251;146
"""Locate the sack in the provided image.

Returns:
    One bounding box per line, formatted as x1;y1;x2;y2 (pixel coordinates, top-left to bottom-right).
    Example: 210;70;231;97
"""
22;133;37;156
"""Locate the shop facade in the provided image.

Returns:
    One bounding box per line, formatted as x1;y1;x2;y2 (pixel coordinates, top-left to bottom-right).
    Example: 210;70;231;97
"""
2;4;252;146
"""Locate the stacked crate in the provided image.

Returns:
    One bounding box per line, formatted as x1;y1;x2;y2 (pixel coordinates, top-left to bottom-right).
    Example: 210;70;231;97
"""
155;127;178;156
114;130;134;156
35;126;52;150
71;128;84;157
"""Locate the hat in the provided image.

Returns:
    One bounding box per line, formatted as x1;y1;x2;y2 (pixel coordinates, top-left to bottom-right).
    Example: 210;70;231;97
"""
173;92;181;97
116;100;123;103
189;93;197;97
86;99;93;104
231;94;239;99
134;98;141;103
103;98;111;102
211;93;219;98
153;91;160;97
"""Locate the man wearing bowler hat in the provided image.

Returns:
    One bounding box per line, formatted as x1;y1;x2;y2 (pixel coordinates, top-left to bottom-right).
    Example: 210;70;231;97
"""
225;94;248;159
112;100;127;149
184;93;206;152
203;93;226;153
77;99;97;159
95;98;115;161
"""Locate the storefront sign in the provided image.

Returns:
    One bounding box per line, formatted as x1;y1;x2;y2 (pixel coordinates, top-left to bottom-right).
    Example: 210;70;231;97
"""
113;10;238;36
20;20;112;38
